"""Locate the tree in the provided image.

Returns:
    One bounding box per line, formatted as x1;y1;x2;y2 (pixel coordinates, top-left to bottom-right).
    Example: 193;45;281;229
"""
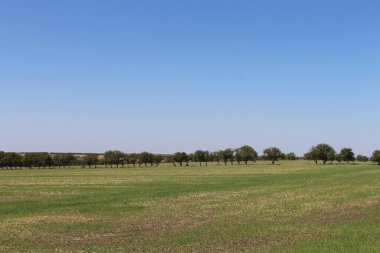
335;153;342;164
304;147;319;164
153;154;163;166
139;152;154;167
356;155;369;162
53;154;63;168
234;149;242;165
35;152;53;169
52;153;76;168
339;148;355;164
309;144;336;164
285;152;297;160
84;154;99;168
370;150;380;165
23;153;37;169
167;155;176;167
193;150;210;166
173;152;188;166
35;153;44;168
61;153;75;168
104;150;124;168
0;151;4;169
126;153;138;167
263;147;282;164
187;153;195;163
203;151;210;166
211;151;223;165
317;144;336;164
235;145;258;165
2;152;22;169
221;148;234;165
194;150;207;166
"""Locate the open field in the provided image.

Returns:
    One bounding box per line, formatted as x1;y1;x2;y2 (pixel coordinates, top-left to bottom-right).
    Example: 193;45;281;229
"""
0;161;379;252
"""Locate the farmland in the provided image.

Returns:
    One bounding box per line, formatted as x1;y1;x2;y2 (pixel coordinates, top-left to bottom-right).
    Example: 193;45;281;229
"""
0;161;379;252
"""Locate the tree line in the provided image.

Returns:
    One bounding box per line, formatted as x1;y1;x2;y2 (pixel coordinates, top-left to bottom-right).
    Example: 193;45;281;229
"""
0;144;379;170
303;144;379;164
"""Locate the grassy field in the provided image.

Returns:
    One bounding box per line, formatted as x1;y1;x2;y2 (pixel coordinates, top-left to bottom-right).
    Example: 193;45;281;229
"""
0;161;379;252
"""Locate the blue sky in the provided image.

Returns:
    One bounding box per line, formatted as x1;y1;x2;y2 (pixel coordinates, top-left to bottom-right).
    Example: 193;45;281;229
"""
1;0;379;155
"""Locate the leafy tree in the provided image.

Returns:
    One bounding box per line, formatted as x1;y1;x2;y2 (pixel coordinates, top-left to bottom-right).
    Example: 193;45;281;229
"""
139;152;155;167
370;150;380;165
263;147;282;164
0;151;4;169
211;151;223;165
104;150;124;168
54;153;75;168
104;151;113;167
166;155;176;167
187;153;195;163
173;152;188;166
147;153;156;166
53;154;63;168
139;152;150;167
23;153;37;169
61;153;75;168
44;153;53;168
35;153;44;168
153;154;163;166
317;144;336;164
36;152;53;169
235;145;258;165
335;153;342;164
356;155;369;162
203;151;210;166
285;152;297;160
234;149;242;165
304;147;319;164
2;152;22;169
221;148;234;165
339;148;355;164
53;153;76;168
127;153;138;167
309;144;336;164
194;150;207;166
84;154;99;168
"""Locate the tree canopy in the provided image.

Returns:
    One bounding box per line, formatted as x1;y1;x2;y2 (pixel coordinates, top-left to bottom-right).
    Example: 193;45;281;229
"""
235;145;258;165
371;150;380;165
339;148;355;163
263;147;282;164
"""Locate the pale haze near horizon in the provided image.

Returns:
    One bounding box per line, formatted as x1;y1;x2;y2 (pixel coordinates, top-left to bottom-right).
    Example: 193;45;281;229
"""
1;1;379;156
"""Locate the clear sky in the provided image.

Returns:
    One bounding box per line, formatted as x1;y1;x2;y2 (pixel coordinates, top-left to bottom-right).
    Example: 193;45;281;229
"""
1;0;379;156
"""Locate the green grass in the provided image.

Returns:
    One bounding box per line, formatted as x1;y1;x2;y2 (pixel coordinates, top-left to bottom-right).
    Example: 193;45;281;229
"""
0;161;379;252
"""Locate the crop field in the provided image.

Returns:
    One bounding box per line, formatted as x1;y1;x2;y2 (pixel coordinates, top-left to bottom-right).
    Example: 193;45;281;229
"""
0;161;379;252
